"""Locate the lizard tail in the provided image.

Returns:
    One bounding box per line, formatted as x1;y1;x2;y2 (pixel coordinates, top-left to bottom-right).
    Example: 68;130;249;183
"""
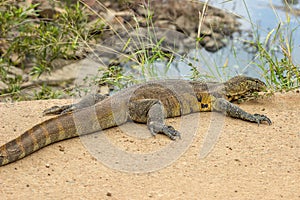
0;113;78;166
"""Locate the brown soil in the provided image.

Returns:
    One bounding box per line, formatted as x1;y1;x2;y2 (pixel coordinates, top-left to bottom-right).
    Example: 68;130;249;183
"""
0;92;299;199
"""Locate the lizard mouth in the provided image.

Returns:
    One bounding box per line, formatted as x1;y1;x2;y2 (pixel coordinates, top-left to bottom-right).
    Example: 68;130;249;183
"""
227;90;263;102
236;90;266;102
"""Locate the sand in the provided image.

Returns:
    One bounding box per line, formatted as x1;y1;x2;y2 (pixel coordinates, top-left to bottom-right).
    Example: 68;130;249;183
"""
0;92;299;199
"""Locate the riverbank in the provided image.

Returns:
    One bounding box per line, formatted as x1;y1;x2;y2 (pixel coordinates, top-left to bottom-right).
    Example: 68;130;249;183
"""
0;91;299;199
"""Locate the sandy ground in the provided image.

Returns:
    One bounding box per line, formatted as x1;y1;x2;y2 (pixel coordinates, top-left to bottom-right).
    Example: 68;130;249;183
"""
0;92;299;200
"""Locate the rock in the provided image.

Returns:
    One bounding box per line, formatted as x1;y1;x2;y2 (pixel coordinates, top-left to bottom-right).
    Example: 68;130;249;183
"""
200;24;213;36
175;15;196;33
33;0;65;19
199;36;211;46
0;81;8;91
92;0;241;53
205;39;225;52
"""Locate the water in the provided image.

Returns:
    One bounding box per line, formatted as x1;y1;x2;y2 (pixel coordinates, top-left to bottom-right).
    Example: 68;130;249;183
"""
162;0;300;81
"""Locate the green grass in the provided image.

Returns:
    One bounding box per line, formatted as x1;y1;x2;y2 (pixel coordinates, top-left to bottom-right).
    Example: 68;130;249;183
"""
0;0;299;101
240;0;300;91
255;18;299;91
0;1;103;100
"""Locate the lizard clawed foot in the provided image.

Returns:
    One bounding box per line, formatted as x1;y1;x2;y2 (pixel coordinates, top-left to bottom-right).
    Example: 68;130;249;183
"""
148;123;181;140
43;94;108;116
253;114;272;125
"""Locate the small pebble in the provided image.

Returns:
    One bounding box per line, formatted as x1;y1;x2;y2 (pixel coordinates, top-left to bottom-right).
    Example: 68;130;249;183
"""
106;192;112;197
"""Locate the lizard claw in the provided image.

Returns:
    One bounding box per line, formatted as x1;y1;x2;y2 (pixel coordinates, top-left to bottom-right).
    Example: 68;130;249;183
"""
148;123;181;140
253;114;272;125
163;125;181;140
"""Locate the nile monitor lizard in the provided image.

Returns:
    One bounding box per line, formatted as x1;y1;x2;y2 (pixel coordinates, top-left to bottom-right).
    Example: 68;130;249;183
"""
0;76;271;166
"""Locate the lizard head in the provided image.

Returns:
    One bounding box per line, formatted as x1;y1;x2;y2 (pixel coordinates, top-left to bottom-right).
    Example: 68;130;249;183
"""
224;76;267;102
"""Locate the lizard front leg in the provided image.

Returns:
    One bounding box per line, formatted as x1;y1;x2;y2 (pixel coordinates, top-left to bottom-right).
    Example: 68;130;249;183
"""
129;99;181;140
213;98;272;125
43;93;108;115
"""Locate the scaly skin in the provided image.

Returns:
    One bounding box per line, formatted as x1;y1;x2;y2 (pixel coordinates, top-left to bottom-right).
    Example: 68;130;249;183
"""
0;76;271;166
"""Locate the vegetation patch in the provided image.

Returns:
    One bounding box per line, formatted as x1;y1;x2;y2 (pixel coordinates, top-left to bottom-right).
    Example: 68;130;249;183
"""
0;0;299;101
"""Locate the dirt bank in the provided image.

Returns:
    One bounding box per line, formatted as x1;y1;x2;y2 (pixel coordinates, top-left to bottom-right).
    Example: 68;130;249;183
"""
0;91;299;199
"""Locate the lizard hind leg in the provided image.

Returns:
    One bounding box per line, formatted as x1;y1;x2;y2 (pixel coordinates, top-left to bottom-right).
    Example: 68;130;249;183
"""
129;99;181;140
43;93;108;116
